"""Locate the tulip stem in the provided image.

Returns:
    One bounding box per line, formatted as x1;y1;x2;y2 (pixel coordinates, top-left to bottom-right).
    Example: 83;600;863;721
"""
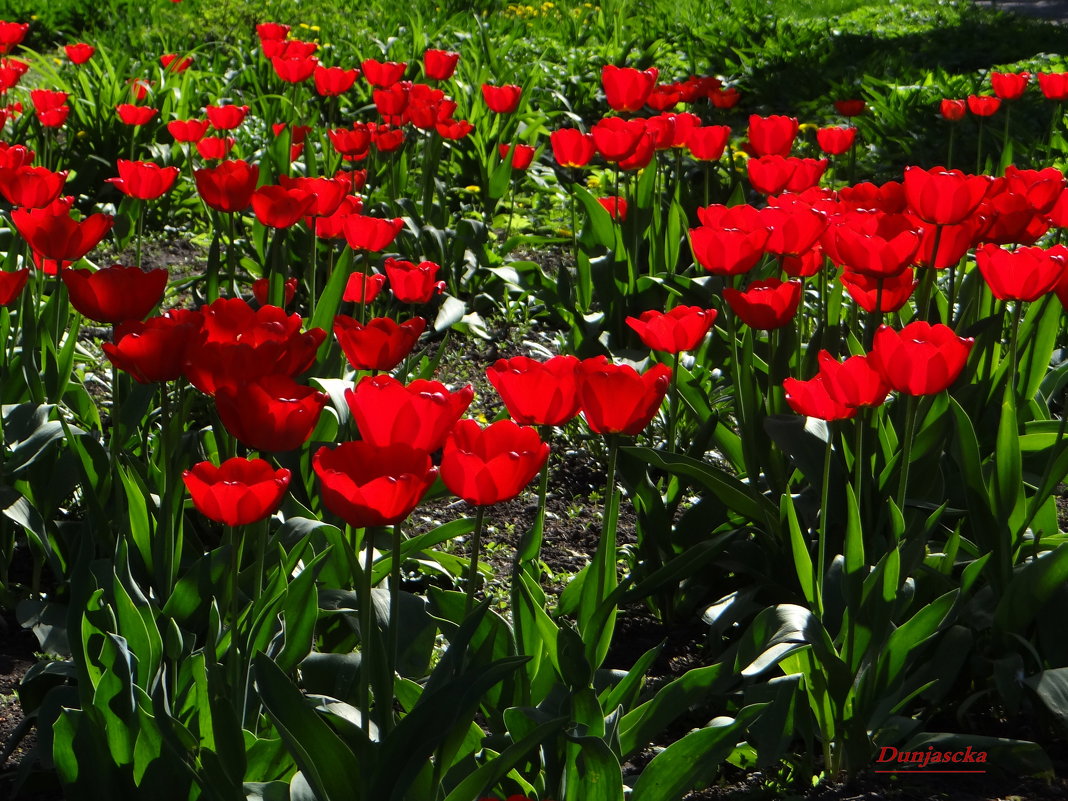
816;432;832;617
667;352;680;451
895;394;920;514
358;251;369;325
464;506;486;619
388;521;402;696
226;211;239;300
135;200;144;270
357;525;374;731
1008;300;1024;399
853;407;866;524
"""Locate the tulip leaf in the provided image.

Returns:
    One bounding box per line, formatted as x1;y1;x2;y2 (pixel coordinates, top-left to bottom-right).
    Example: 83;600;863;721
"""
994;543;1068;634
573;183;616;248
564;734;623;801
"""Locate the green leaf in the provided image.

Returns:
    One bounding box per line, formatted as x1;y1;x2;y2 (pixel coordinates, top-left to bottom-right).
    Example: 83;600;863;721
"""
573;184;616;248
994;544;1068;633
564;735;623;801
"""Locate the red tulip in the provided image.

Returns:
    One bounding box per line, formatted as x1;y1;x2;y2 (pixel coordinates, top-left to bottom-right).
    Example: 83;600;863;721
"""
104;310;202;384
333;315;425;372
975;243;1065;302
834;99;865;117
910;215;988;269
384;258;445;304
486;355;581;427
435;118;474;139
482;83;522;113
1005;165;1064;215
441;419;549;506
328;124;373;156
343;271;387;303
597;196;628;221
106;159;180;200
747;114;798;157
314;65;359;96
0;165;66;208
0;143;33;170
116;104;158;126
723;278;802;330
343;215;404;251
372;124;405;152
1038;72;1068;101
646;84;681;112
216;374;328;452
183;457;290;527
939;99;966;121
30;89;67;114
746;155;798;196
195;160;259;213
272;55;318;83
979;186;1049;247
317;195;364;239
62;265;167;324
577;356;672;436
36;106;69;128
12;199;114;263
816;126;856;155
783;374;855;421
168;118;210;142
870;322;974;396
841;268;918;313
832;223;919;278
205;104;249;130
550;129;595;168
313;442;436;528
256;22;290;41
903;166;991;225
345;374;473;452
65;43;95;64
196;136;236;160
616;131;656;171
763;203;827;258
966;95;1001;117
591;116;646;162
499;143;536;170
685;125;730;161
424;49;460;80
251;184;316;228
626;306;717;353
601;65;658;112
0;21;28;54
817;351;890;409
361;59;407;88
689;225;768;276
252;276;298;307
992;71;1029;100
264;39;317;60
160;54;194;73
128;79;153;102
0;268;28;306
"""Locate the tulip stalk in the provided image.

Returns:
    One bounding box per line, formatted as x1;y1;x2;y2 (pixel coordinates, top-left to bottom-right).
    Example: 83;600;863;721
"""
266;227;289;308
388;521;403;699
355;524;375;732
463;506;486;619
1007;299;1024;396
895;395;920;514
815;431;833;617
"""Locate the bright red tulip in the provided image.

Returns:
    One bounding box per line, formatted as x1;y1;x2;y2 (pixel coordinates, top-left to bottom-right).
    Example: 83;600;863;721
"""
328;124;373;156
577;356;672;436
992;72;1029;100
345;374;473;452
216;374;328;452
183;457;290;527
196;136;236;160
116;104;158;126
591;116;646;162
62;265;167;324
783;374;855;421
499;143;536;170
482;83;522;113
939;99;966;121
817;351;890;409
206;104;249;130
1038;72;1068;101
344;215;404;251
870;322;974;396
903;166;991;225
685;125;730;161
104;310;202;384
816;126;856;155
106;159;180;200
65;43;95;64
0;165;66;208
435;118;474;139
486;355;581;427
168;118;210;142
317;195;364;240
160;53;194;72
12;199;114;263
313;441;437;527
601;65;658;112
747;114;798;157
333;315;425;372
361;58;407;88
626;306;717;353
975;243;1065;302
550;129;595;168
195;160;259;213
689;225;768;276
441;419;549;506
723;278;802;330
1005;166;1064;215
343;271;387;303
30;89;67;114
910;215;988;269
597;196;628;221
424;49;460;80
832;223;919;278
256;22;290;41
272;55;318;83
384;258;445;304
0;268;28;306
251;184;316;228
314;65;359;96
841;268;918;313
0;22;29;54
966;95;1001;116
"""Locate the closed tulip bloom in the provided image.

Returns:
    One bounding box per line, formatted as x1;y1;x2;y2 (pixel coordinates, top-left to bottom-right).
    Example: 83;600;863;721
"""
870;322;974;396
763;204;828;257
252;184;316;228
256;22;290;41
184;457;290;527
65;43;95;64
597;196;627;221
686;125;731;161
486;355;581;427
723;278;802;330
783;374;855;421
0;21;28;53
272;55;318;83
1038;72;1068;101
992;71;1030;100
617;131;656;171
435;118;474;139
373;124;405;152
841;268;918;313
196;136;236;160
106;159;180;200
903;166;991;225
980;187;1049;246
689;225;768;275
168;118;210;142
160;54;194;73
328;124;373;156
591;116;646;162
816;125;856;155
550;128;595;168
0;165;67;208
195;159;259;213
384;258;445;304
626;306;717;353
345;374;473;452
482;83;522;113
833;224;919;278
343;270;387;302
817;351;890;408
975;243;1065;302
116;104;158;126
910;215;988;269
499;143;536;170
746;155;799;196
834;99;865;117
252;276;298;307
333;315;425;372
441;419;549;506
205;104;249;130
939;99;966;121
747;114;799;157
967;95;1001;116
424;49;460;80
361;58;407;88
12;199;114;263
36;106;70;128
277;174;348;220
314;65;359;96
578;356;672;436
62;265;167;324
313;442;436;528
344;214;404;251
0;268;28;306
1005;165;1065;215
601;64;658;112
103;310;202;384
216;374;328;452
30;89;68;113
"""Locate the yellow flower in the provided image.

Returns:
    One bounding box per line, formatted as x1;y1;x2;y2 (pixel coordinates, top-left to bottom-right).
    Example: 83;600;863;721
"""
586;174;602;189
733;150;749;164
310;25;320;31
298;22;309;28
464;185;481;193
798;122;819;134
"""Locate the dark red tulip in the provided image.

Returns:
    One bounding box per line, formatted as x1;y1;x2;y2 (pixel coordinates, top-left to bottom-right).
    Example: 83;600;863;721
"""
834;99;865;117
384;258;445;304
783;374;855;421
344;215;404;251
345;374;473;452
486;355;581;427
747;114;798;157
441;419;549;506
333;315;425;372
601;65;658;112
870;322;974;396
168;118;210;142
313;441;436;528
195;160;259;213
206;104;249;130
992;72;1029;100
183;457;290;527
626;306;717;353
711;86;742;108
361;58;407;88
975;243;1065;302
116;104;158;126
216;374;328;452
62;265;167;324
106;160;180;200
103;310;203;384
939;99;966;121
0;165;66;208
314;65;359;96
816;126;856;155
12;199;114;263
550;128;595;168
723;278;802;330
252;276;298;307
966;95;1001;116
903;166;991;225
817;351;890;409
251;184;316;228
343;271;387;303
481;83;522;113
0;268;28;306
424;49;460;80
65;43;95;64
578;356;672;436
